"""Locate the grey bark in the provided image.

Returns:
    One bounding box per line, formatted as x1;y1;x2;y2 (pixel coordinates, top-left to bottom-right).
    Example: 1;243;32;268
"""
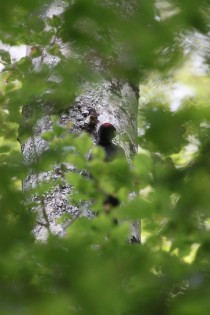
21;1;140;242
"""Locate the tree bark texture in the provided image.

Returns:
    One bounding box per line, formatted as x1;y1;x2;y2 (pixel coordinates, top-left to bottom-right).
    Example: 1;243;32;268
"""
20;1;140;242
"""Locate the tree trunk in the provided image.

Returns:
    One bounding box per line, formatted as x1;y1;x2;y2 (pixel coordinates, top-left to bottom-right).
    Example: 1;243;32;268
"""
20;1;140;242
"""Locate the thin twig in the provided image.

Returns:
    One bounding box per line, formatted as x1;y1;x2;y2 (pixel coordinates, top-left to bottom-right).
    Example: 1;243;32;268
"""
63;210;82;230
36;220;49;228
32;135;51;234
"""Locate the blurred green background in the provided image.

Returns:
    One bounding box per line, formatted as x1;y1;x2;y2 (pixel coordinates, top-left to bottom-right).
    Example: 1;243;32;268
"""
1;0;210;314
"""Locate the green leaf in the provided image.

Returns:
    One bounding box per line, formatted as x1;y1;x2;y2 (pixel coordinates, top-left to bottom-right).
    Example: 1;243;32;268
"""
52;124;66;137
74;133;93;156
42;131;54;141
120;197;153;220
0;49;11;64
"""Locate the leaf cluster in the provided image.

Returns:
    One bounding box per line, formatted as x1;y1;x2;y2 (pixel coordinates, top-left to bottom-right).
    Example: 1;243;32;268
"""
1;1;210;314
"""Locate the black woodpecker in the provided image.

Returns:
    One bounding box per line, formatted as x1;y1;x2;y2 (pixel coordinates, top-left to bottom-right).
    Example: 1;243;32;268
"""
97;123;125;162
97;123;140;243
97;123;125;211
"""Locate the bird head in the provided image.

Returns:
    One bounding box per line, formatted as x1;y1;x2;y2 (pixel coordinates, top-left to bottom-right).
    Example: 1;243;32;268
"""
97;123;116;145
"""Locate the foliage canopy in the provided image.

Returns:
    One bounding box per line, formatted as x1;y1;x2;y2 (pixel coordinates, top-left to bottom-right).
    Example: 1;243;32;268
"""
1;0;210;314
